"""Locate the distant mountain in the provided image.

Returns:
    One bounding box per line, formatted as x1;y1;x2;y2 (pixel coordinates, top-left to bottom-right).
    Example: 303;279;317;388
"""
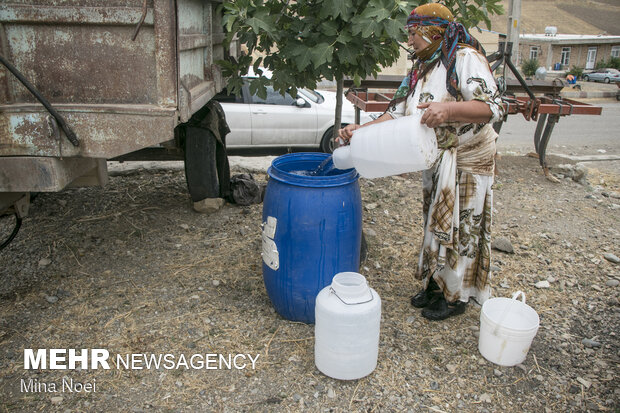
488;0;620;35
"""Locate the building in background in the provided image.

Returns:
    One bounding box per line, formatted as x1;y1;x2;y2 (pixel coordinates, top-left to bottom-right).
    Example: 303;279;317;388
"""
489;0;620;71
519;29;620;71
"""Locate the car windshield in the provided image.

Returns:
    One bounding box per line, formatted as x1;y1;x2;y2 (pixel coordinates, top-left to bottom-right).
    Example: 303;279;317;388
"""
299;88;325;104
240;77;325;104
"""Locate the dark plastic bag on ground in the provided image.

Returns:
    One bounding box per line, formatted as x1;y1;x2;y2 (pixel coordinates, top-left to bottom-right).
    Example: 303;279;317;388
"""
230;174;265;205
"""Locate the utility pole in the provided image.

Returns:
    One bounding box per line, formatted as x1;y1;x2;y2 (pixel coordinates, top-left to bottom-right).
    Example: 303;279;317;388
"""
506;0;522;67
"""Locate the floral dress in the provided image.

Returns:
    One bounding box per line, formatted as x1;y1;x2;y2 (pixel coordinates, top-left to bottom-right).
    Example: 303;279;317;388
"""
388;47;505;304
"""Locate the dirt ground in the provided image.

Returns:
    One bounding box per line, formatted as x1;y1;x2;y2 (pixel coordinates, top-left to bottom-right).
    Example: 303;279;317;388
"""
0;154;619;413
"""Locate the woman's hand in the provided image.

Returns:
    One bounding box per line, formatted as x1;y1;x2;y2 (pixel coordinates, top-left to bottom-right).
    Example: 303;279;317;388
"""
418;100;492;126
417;102;451;128
337;124;360;145
336;113;395;145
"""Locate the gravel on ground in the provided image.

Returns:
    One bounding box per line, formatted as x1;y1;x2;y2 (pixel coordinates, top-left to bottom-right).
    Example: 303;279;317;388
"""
1;154;618;412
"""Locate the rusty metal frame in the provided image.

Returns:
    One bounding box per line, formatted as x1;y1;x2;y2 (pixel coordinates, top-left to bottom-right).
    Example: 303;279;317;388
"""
0;22;9;103
0;157;104;192
0;0;231;160
502;95;602;173
346;91;395;113
0;54;80;146
0;1;176;157
501;96;602;117
155;0;178;108
346;91;603;118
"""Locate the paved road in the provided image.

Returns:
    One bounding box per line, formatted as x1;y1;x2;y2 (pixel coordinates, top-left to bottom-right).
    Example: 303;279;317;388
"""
497;100;620;156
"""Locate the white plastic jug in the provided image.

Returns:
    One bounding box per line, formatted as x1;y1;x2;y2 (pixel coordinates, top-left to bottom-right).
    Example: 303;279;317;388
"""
314;272;381;380
478;291;540;366
332;112;438;179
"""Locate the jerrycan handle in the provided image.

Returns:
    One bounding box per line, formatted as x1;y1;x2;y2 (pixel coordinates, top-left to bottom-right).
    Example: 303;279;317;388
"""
329;286;374;306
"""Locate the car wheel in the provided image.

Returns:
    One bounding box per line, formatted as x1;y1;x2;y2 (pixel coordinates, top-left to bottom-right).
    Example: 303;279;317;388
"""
320;124;346;154
604;77;610;83
583;75;589;81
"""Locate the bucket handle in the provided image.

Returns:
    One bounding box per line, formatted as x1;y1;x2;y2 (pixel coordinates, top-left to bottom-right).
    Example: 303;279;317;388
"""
492;291;526;336
329;287;374;306
511;290;526;303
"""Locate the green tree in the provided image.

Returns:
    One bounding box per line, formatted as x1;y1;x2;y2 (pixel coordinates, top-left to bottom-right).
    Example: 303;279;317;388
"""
565;65;583;79
595;57;620;70
220;0;504;146
521;58;539;78
595;59;607;69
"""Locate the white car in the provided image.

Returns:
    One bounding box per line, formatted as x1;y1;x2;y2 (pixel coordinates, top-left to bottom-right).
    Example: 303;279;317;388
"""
214;77;377;153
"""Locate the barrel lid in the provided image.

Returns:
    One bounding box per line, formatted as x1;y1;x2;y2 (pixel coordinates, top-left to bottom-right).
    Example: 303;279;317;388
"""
268;153;359;188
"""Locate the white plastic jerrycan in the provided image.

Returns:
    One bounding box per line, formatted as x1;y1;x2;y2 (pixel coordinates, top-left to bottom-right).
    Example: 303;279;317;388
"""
314;272;381;380
332;112;438;179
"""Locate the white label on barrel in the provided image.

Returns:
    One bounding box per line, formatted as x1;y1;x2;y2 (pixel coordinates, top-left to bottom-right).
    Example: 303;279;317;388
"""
261;232;279;270
264;216;277;238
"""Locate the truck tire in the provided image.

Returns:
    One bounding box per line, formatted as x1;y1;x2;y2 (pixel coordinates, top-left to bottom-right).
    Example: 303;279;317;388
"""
183;126;219;202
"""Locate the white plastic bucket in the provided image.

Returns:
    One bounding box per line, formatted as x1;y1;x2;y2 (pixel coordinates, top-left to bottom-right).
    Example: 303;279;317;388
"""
478;291;539;366
314;272;381;380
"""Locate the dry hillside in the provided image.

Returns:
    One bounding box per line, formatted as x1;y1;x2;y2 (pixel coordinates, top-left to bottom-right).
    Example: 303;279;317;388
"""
489;0;620;35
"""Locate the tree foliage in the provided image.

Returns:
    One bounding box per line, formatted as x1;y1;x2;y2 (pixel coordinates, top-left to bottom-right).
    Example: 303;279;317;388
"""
219;0;504;98
595;57;620;70
565;65;584;79
521;58;540;78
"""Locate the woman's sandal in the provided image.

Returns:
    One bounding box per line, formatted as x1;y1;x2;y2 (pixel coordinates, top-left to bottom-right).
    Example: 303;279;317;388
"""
421;296;467;321
410;278;441;308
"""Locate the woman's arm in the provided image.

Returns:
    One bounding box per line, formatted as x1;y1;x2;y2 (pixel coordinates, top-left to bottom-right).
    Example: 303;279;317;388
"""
337;112;394;144
417;100;492;128
417;48;504;129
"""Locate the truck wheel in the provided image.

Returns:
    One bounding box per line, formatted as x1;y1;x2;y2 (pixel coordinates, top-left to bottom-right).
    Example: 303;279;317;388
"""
320;124;346;153
183;126;219;202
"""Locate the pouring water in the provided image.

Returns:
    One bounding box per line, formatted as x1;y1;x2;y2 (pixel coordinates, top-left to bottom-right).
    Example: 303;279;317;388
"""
310;156;337;176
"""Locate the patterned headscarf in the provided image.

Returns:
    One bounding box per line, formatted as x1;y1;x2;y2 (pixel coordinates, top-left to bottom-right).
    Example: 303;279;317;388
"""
407;3;485;97
407;3;453;44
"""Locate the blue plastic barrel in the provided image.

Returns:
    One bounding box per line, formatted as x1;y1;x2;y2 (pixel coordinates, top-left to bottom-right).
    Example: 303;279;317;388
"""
262;153;362;323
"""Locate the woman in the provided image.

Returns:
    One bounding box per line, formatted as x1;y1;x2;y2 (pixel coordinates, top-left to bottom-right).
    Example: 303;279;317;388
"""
338;3;504;321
